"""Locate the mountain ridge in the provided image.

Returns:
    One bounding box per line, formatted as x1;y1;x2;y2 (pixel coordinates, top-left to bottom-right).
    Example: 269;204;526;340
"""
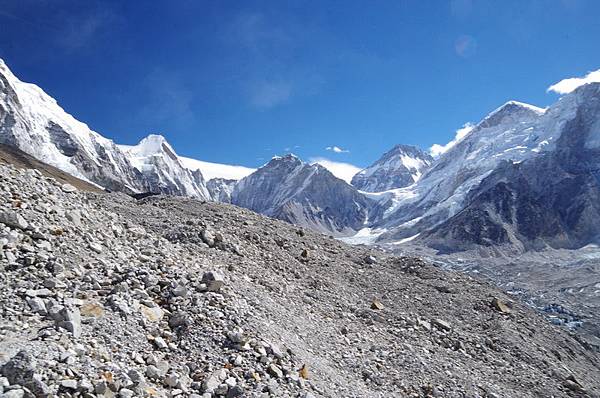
4;57;600;253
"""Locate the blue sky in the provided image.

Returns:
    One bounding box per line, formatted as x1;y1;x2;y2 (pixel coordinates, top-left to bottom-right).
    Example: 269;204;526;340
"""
1;0;600;170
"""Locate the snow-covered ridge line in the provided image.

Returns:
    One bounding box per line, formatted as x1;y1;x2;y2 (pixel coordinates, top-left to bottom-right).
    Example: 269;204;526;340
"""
178;157;255;181
0;57;254;200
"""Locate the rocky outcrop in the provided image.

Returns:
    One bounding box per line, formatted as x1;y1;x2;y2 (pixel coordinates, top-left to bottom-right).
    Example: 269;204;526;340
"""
206;178;236;202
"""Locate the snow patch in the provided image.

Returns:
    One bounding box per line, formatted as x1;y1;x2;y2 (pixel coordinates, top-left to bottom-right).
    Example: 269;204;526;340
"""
392;233;420;244
339;227;387;245
180;157;255;181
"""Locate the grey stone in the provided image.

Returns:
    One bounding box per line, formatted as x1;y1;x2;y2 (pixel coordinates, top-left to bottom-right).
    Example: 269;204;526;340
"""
60;379;78;389
226;385;244;398
432;319;451;332
2;389;25;398
202;369;227;393
201;271;224;292
0;351;49;397
61;183;77;193
267;364;283;379
0;211;28;230
26;297;47;315
57;307;82;337
119;388;134;398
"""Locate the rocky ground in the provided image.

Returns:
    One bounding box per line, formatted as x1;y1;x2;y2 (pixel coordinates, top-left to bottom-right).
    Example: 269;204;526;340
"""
397;243;600;351
0;162;599;398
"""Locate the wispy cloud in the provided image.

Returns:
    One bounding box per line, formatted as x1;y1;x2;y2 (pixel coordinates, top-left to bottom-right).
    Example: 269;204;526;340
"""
249;80;293;109
430;123;474;157
326;145;350;153
309;157;361;183
455;35;477;58
223;11;324;110
0;2;120;53
57;10;116;51
137;68;195;127
548;69;600;94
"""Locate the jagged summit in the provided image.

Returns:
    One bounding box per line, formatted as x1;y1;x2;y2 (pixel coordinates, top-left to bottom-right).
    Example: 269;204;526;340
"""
351;144;432;192
479;100;545;129
124;134;181;163
119;135;210;199
269;153;301;163
233;154;372;235
129;134;172;155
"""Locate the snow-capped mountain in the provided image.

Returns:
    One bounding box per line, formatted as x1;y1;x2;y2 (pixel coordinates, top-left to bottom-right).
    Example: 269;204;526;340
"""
118;135;211;199
0;59;144;192
418;83;600;252
365;100;549;244
362;86;600;253
0;58;246;201
232;154;373;236
351;144;432;192
6;56;600;252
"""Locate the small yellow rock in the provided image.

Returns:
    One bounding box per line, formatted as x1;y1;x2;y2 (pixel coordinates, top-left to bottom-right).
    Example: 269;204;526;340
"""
491;297;511;314
299;364;309;379
80;302;105;318
140;304;164;322
371;299;384;310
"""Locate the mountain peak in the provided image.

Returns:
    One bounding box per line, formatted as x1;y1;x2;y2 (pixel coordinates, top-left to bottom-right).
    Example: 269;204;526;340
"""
351;144;432;192
131;134;176;158
269;153;302;165
479;100;545;129
492;100;546;117
274;153;300;161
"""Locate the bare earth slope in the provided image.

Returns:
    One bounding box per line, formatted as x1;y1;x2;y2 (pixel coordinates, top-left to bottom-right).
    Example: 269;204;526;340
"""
0;162;598;397
0;143;103;193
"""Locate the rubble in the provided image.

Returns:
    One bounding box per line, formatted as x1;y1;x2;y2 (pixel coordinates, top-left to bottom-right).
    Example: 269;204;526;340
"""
0;162;598;397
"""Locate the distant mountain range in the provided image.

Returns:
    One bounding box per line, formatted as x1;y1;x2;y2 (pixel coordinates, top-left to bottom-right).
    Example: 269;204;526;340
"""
2;58;600;253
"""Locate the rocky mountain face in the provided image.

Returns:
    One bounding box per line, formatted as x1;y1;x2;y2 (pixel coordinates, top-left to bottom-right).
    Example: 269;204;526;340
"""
232;155;373;236
5;57;600;254
0;59;376;236
420;83;600;252
119;135;211;200
0;59;145;193
206;178;237;203
351;144;432;192
1;161;599;397
368;97;586;249
0;59;221;200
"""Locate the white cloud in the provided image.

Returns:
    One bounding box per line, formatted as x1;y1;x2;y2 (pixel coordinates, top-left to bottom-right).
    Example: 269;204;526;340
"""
249;80;293;109
309;157;361;183
325;145;349;153
429;123;474;157
547;69;600;94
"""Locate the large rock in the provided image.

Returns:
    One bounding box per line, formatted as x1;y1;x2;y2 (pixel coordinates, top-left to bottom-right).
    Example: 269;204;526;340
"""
0;211;28;230
0;351;49;397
